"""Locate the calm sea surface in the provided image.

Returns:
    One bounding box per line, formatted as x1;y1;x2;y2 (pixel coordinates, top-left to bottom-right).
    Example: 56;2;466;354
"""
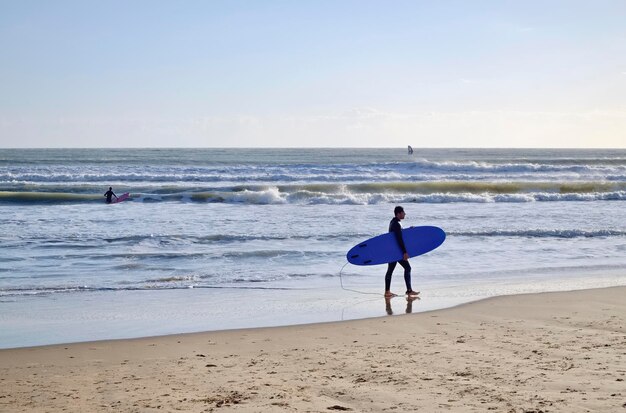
1;148;625;348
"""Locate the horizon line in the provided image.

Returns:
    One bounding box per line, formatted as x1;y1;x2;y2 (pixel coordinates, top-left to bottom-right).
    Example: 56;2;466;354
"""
2;146;626;150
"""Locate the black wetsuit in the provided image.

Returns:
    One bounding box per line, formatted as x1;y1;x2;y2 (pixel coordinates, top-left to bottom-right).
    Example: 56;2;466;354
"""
385;217;412;292
104;190;116;203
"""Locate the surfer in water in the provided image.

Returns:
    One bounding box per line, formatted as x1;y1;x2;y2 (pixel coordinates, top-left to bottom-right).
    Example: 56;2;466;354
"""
385;206;420;298
104;187;118;204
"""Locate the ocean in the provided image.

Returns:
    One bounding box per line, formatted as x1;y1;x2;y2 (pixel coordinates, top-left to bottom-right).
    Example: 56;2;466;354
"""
1;148;625;348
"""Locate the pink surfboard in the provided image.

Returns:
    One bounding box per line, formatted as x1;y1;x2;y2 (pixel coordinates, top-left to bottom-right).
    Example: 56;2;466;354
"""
111;192;130;204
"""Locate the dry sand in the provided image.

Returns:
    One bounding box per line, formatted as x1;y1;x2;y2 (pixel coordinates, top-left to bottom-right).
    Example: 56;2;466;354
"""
1;286;625;412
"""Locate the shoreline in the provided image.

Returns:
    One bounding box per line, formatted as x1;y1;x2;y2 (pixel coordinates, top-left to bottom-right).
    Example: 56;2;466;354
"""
3;268;625;350
2;285;625;412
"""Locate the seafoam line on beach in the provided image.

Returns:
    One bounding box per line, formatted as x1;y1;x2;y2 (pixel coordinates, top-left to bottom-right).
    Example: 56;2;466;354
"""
448;229;626;238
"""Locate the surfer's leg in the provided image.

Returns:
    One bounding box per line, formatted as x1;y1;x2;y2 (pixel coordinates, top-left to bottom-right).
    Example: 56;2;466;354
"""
385;262;397;292
398;260;412;292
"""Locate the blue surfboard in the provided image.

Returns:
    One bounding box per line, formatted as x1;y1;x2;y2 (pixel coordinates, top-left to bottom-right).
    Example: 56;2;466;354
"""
347;226;446;266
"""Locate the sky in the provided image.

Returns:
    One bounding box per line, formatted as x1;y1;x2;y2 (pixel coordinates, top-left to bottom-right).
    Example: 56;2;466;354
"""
1;0;625;148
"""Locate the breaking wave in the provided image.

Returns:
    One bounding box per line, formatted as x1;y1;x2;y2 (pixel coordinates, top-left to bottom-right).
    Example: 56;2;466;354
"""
2;181;626;205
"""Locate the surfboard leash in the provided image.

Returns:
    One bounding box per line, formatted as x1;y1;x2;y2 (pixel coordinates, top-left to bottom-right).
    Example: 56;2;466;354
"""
338;262;384;296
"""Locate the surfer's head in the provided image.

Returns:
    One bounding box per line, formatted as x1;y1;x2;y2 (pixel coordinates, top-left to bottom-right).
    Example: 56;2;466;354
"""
394;206;405;218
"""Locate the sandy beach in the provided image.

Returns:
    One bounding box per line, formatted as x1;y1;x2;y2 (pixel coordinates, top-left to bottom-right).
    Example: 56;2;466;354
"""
1;286;624;412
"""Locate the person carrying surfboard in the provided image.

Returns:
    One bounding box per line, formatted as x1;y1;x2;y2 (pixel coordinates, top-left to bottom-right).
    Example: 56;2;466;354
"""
385;206;420;297
104;187;118;204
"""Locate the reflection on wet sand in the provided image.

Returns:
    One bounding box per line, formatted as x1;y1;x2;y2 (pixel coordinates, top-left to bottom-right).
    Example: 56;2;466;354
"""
385;295;420;315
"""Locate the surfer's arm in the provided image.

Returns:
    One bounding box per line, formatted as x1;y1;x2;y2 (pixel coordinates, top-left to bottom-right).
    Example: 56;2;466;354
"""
396;234;409;261
391;222;408;255
396;234;408;259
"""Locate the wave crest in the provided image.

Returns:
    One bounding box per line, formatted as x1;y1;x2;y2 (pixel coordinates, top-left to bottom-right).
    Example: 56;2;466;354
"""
2;181;626;205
